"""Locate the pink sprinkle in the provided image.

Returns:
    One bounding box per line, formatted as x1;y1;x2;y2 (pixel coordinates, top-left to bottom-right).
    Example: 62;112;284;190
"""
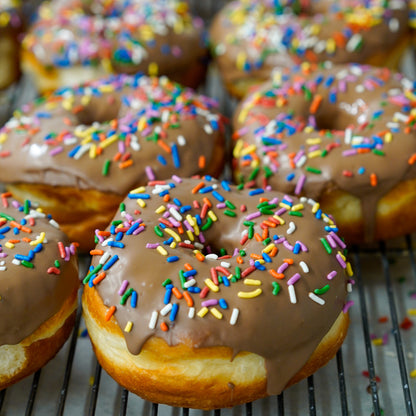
118;280;129;296
336;254;347;268
342;300;354;313
327;270;337;280
287;273;301;285
246;211;261;220
50;146;63;156
294;174;306;195
326;234;337;249
172;175;182;183
145;166;155;181
201;299;218;307
146;243;159;249
277;262;289;274
329;232;346;249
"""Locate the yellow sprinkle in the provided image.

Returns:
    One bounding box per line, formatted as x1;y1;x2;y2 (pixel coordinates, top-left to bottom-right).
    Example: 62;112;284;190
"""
30;232;45;245
81;95;91;106
186;214;195;227
308;150;322;159
197;307;209;318
372;338;383;346
130;186;146;194
312;203;320;214
244;279;262;286
124;321;133;333
137;199;146;208
138;116;147;131
410;369;416;378
384;132;393;143
170;242;176;249
208;210;218;222
326;38;336;54
5;242;14;249
101;58;113;73
306;137;322;145
210;307;223;320
204;278;219;292
100;134;118;149
193;223;200;236
186;230;195;242
233;139;244;157
240;144;257;157
262;243;275;253
407;309;416;316
89;143;97;159
291;203;304;211
148;62;159;76
164;228;181;242
156;246;168;256
173;19;184;34
238;289;262;299
98;85;115;93
337;251;346;261
272;215;285;225
322;213;334;225
279;202;291;210
155;205;166;214
0;133;7;144
346;262;353;277
236;51;247;71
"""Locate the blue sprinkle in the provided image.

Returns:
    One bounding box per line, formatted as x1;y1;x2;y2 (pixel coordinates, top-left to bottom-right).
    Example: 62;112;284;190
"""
20;218;27;225
157;155;167;165
107;241;124;248
159;222;166;229
167;256;179;263
325;226;338;232
293;243;301;254
171;144;180;168
68;145;81;158
14;254;32;261
170;303;179;321
110;225;116;235
212;191;225;202
222;275;230;286
358;167;365;175
165;284;174;290
254;260;266;271
164;288;172;305
28;250;35;260
0;227;10;234
286;173;295;182
262;252;272;263
187;286;201;293
88;276;95;287
184;269;197;278
103;255;119;271
221;180;231;191
219;299;228;309
34;243;43;253
199;186;214;194
195;214;202;226
173;198;182;207
163;237;174;245
128;193;150;199
315;209;322;219
248;189;264;196
126;222;141;235
115;232;124;241
131;291;138;308
179;205;192;213
13;228;19;235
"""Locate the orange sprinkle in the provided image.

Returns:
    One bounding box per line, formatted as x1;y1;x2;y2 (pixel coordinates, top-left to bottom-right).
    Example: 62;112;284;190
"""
370;173;378;187
93;272;106;285
183;291;194;307
236;256;244;264
184;263;193;271
408;153;416;165
263;220;277;228
157;140;172;154
250;253;262;260
1;192;12;198
269;270;285;279
160;322;169;332
284;258;294;265
119;159;133;169
163;194;170;202
172;287;183;299
259;197;268;203
177;225;184;234
97;231;111;237
198;155;206;169
262;228;269;240
357;148;370;154
195;252;205;262
192;181;205;194
105;305;116;321
22;237;31;243
10;221;21;229
90;249;104;256
20;226;32;234
8;239;20;244
254;233;263;242
63;117;72;126
309;94;323;114
202;197;212;207
269;247;278;257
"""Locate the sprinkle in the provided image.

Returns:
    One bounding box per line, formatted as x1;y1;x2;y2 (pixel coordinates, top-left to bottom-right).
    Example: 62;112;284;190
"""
124;321;133;333
105;306;116;321
230;308;239;325
149;311;158;329
204;278;219;292
197;307;209;318
210;308;223;320
288;285;296;304
238;288;262;298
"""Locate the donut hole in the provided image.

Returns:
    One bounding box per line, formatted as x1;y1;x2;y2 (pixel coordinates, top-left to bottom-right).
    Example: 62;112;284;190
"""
313;106;357;131
75;95;121;126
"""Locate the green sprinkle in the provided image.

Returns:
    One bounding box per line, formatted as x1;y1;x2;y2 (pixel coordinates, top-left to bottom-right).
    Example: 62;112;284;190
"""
102;159;111;176
263;238;271;245
260;208;274;215
224;210;237;217
248;167;260;181
83;264;103;284
237;183;244;190
24;200;30;215
235;266;241;279
243;221;255;227
112;220;123;226
201;217;213;231
54;260;60;268
264;166;273;179
272;281;281;295
220;248;227;257
289;211;303;217
372;149;385;157
0;213;15;221
162;278;172;287
231;276;237;283
248;225;254;239
305;166;322;174
119;203;126;213
154;225;164;237
239;250;246;257
179;270;186;289
21;260;34;268
225;200;236;210
120;288;134;305
320;238;332;254
314;284;330;295
321;149;328;157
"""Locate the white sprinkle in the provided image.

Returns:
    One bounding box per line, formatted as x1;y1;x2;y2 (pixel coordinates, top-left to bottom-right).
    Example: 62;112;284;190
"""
160;303;172;316
148;311;158;329
355;85;365;93
184;278;196;288
288;285;297;304
295;154;307;168
12;259;21;266
130;135;140;151
230;308;239;325
188;307;195;319
347;282;353;293
73;143;91;160
152;184;171;194
389;18;399;32
309;292;325;305
194;242;204;250
99;251;111;265
49;219;60;229
299;261;309;273
0;266;6;271
344;128;352;145
215;43;226;55
287;221;296;235
177;135;186;146
28;210;46;219
394;112;409;123
101;237;113;247
205;253;219;260
204;124;213;134
169;207;183;221
220;261;231;268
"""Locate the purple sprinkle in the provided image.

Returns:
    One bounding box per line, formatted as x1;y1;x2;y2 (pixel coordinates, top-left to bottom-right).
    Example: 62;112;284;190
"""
296;240;308;252
336;254;347;269
329;231;346;249
326;234;337;249
287;273;301;285
275;207;287;216
274;237;286;244
133;225;145;235
172;175;182;183
201;299;219;307
342;149;357;157
342;300;354;313
246;211;261;220
327;270;337;280
49;146;63;156
294;174;306;195
277;262;289;274
216;203;226;209
145;166;155;181
198;232;206;244
95;229;105;243
146;243;159;249
283;240;294;251
118;280;129;296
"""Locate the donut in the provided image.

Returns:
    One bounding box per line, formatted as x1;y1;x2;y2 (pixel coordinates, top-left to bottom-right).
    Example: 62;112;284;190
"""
210;0;411;98
0;0;23;91
0;74;226;251
231;62;416;244
0;192;79;390
82;176;353;410
21;0;209;94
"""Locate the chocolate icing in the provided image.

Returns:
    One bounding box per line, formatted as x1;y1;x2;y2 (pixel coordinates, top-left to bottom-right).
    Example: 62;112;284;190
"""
232;63;416;242
0;195;79;346
210;0;410;89
85;177;351;395
0;74;225;194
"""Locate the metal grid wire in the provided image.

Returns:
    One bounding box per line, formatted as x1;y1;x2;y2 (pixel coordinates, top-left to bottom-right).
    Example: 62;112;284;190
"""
1;237;416;416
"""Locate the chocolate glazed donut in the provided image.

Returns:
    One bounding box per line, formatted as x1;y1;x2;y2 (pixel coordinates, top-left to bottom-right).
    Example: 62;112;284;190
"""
82;176;352;409
232;63;416;243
